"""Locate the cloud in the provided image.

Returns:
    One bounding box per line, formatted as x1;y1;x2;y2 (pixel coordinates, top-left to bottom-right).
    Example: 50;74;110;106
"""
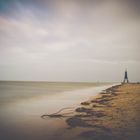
0;0;140;81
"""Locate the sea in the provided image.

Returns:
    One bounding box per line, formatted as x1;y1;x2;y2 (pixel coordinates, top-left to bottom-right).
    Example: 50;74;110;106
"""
0;81;115;140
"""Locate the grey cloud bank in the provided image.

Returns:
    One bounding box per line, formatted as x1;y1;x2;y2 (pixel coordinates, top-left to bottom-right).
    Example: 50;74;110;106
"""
0;0;140;82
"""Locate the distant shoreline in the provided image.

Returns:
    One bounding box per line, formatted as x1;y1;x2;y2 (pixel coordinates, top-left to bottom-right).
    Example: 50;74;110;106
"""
0;80;118;84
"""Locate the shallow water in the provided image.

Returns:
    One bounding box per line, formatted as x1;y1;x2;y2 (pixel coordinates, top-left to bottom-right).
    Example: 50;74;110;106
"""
0;81;115;140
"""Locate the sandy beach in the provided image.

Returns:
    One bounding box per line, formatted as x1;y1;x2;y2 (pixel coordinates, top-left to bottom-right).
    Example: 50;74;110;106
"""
55;83;140;140
0;83;140;140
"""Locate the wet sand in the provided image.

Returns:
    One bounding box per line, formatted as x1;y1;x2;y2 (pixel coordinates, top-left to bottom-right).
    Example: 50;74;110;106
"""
60;83;140;140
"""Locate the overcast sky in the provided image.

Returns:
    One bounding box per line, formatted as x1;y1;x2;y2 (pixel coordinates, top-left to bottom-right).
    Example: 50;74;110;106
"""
0;0;140;82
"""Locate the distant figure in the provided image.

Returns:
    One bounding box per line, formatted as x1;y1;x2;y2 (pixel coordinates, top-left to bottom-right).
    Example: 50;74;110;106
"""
123;69;129;83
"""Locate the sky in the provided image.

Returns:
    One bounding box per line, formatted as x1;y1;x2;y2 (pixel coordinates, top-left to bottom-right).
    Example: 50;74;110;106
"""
0;0;140;82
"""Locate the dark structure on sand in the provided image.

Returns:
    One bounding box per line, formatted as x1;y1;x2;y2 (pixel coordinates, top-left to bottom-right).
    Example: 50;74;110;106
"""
123;69;129;83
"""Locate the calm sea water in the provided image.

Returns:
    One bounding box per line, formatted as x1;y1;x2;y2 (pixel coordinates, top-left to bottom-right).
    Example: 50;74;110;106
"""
0;81;111;105
0;81;114;140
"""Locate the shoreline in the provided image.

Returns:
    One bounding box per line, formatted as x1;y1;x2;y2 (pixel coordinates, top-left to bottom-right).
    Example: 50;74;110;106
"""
58;83;140;140
1;83;140;140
